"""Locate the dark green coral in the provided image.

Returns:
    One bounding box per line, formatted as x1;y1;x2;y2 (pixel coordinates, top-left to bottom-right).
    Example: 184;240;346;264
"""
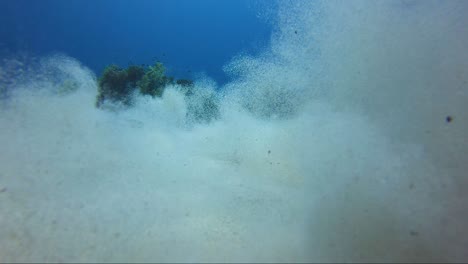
95;61;219;124
96;65;135;107
96;62;185;107
137;62;169;97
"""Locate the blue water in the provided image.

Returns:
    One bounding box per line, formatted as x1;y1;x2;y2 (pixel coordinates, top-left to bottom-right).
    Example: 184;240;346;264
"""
0;0;272;85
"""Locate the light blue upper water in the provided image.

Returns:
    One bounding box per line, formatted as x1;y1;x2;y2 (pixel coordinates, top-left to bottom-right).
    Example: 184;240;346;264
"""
0;0;272;85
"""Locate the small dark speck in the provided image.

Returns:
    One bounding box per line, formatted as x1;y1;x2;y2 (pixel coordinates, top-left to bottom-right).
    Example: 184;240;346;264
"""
268;150;271;154
446;115;453;123
410;230;419;237
409;183;415;189
0;187;7;193
294;30;297;34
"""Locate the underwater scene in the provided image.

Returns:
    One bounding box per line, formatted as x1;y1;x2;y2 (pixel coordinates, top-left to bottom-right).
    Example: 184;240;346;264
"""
0;0;467;262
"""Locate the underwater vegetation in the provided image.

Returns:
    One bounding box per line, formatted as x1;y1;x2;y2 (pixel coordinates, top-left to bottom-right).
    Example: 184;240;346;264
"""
96;61;218;123
137;62;172;98
96;62;173;107
96;64;138;107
